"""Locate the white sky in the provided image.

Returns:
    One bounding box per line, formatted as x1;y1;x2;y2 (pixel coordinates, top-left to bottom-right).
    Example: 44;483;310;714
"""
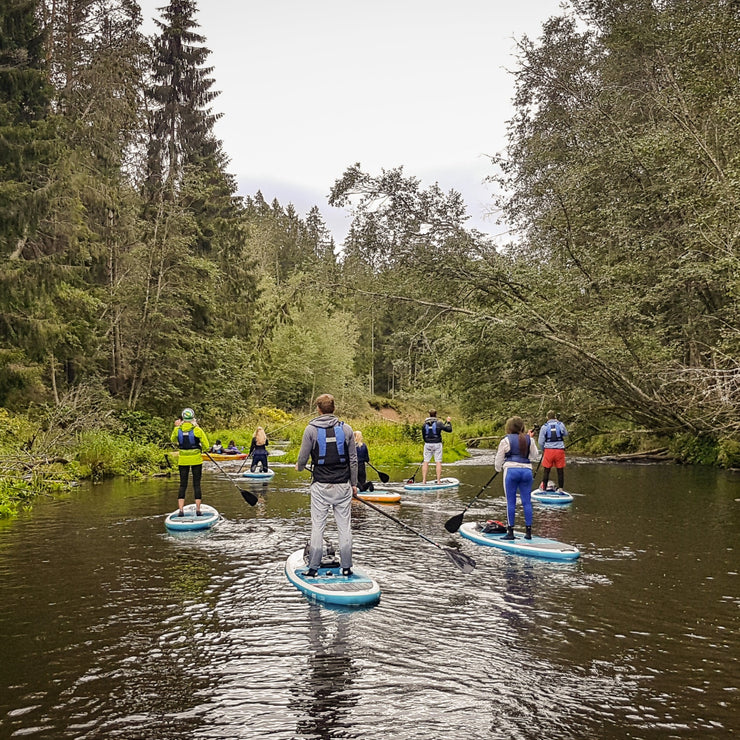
137;0;565;243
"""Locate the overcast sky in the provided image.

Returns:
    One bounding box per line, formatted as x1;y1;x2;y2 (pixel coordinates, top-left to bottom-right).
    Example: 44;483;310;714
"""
137;0;565;243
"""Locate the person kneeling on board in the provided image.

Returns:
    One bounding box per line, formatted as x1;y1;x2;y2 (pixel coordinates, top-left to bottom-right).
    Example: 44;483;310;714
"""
494;416;539;540
354;430;373;492
295;393;358;577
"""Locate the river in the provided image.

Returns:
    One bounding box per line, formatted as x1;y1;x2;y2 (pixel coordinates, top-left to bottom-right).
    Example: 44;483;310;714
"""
0;456;737;739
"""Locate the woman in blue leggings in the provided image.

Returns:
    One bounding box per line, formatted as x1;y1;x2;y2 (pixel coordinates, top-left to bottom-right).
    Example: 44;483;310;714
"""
494;416;539;540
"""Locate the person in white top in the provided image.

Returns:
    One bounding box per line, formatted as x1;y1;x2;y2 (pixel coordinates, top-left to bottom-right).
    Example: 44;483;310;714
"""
494;416;539;540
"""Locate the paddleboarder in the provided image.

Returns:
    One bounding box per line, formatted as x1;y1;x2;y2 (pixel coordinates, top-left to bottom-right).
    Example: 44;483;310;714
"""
421;409;452;485
296;394;358;577
354;430;373;492
248;426;269;472
494;416;539;540
537;410;569;492
171;408;210;517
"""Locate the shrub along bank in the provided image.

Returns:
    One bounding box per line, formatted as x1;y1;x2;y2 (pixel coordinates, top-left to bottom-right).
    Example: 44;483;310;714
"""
1;406;738;520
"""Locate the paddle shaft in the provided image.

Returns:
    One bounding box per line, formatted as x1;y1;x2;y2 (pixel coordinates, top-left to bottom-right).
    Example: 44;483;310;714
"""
204;451;258;505
407;463;422;484
462;470;499;516
265;410;316;437
353;493;451;554
236;452;252;475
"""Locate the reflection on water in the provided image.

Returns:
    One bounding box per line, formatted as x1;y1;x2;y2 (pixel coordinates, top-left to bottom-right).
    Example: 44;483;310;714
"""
0;463;738;738
293;606;358;739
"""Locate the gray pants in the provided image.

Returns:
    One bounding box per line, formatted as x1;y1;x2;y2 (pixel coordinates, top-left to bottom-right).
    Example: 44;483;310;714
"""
309;481;353;570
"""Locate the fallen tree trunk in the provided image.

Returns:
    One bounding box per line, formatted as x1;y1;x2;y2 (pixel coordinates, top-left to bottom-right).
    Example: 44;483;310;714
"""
598;448;673;463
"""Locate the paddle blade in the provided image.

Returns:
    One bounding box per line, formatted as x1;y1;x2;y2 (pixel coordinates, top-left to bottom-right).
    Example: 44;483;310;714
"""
444;513;464;534
378;471;390;483
240;488;259;506
444;548;476;573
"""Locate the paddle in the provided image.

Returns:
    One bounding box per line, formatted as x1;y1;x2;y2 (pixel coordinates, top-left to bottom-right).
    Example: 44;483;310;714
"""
352;493;476;573
204;451;259;506
406;463;422;485
367;462;390;483
235;452;252;475
444;470;500;533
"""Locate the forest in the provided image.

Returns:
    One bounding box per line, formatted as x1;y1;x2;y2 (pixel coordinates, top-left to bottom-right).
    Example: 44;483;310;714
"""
1;0;739;503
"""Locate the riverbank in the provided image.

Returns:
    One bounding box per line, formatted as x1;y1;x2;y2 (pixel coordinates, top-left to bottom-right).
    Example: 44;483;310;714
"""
2;405;738;519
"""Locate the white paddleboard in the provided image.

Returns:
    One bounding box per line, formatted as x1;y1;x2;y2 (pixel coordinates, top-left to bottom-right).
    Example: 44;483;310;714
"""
284;549;381;607
404;477;460;492
459;521;580;561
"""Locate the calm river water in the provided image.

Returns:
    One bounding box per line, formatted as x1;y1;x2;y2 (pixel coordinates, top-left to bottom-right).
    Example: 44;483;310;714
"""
0;455;737;739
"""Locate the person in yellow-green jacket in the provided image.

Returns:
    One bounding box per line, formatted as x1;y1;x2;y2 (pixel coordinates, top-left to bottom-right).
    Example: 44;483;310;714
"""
171;408;210;517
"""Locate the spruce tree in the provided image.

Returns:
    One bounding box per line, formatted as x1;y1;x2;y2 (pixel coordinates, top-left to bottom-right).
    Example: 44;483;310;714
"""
0;0;54;257
146;0;221;198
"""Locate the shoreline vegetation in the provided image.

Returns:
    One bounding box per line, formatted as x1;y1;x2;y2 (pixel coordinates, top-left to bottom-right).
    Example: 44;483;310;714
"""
2;3;737;521
2;404;738;520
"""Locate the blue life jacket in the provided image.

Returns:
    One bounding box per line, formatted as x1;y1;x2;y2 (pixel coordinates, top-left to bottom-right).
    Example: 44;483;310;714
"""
423;419;447;443
544;422;564;443
312;422;351;484
505;433;531;464
316;423;346;465
178;427;200;450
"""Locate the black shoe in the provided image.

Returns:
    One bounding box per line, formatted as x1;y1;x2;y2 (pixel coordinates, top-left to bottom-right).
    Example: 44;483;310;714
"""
305;568;318;577
525;526;532;540
196;510;203;516
503;526;515;540
342;568;353;577
177;510;184;517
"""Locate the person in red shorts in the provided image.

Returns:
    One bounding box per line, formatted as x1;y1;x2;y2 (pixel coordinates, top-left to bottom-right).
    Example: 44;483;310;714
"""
537;411;569;491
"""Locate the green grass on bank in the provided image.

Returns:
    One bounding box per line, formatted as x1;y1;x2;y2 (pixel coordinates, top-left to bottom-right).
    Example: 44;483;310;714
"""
2;404;740;521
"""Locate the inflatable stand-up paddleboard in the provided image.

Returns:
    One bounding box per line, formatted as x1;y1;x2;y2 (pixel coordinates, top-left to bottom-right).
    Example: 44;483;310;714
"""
285;549;381;607
241;469;275;480
165;503;220;531
404;477;460;492
355;489;401;504
459;521;580;561
531;488;574;504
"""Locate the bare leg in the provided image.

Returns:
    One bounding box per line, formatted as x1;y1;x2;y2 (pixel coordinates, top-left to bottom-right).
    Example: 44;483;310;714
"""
421;461;429;484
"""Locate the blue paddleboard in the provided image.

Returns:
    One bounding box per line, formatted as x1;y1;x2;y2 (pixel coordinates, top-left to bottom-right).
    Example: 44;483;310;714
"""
165;503;219;531
241;469;275;480
459;521;580;561
531;488;574;504
285;549;381;607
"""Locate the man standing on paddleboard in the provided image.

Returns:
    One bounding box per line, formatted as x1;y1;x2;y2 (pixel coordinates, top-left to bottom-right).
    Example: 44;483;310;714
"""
421;409;453;485
537;410;569;492
296;394;358;577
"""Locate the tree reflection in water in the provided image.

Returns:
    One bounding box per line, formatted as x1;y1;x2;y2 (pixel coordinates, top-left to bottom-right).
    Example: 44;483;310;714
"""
293;605;360;739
